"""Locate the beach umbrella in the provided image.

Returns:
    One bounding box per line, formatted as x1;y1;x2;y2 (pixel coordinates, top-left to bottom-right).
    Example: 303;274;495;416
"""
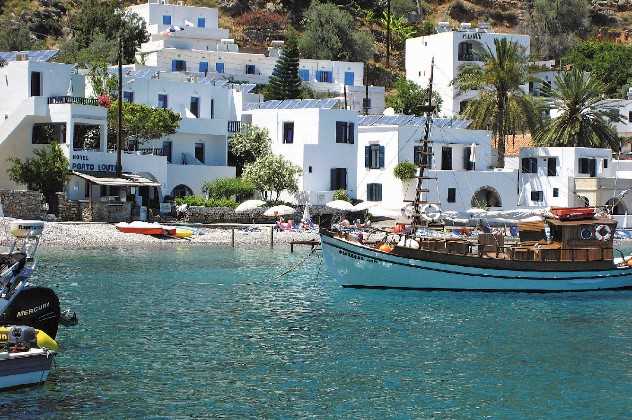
352;201;377;211
263;205;295;217
235;199;266;213
326;200;354;211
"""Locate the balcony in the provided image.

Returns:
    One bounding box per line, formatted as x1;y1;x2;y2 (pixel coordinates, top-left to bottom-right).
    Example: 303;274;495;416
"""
48;96;100;106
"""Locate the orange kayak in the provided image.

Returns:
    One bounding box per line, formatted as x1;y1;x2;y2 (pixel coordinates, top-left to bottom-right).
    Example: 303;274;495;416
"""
115;222;176;236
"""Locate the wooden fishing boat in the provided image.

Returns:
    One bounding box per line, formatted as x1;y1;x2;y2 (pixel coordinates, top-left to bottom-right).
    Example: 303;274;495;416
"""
320;59;632;292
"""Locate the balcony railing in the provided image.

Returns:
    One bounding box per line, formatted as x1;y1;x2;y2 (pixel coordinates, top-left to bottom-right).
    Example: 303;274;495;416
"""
228;120;241;133
48;96;100;106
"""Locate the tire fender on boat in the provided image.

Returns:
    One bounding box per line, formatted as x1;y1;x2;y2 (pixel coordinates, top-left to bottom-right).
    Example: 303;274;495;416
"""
595;224;612;242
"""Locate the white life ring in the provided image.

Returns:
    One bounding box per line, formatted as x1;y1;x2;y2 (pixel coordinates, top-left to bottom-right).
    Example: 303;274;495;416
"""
595;224;612;242
420;203;441;221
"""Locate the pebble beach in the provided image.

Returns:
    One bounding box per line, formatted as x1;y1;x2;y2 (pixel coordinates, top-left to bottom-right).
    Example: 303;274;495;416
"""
0;219;320;250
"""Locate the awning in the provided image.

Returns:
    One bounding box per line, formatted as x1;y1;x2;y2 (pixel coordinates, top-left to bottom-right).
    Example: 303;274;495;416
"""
72;171;161;187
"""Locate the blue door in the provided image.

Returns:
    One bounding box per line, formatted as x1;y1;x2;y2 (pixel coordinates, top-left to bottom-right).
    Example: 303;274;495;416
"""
216;62;224;73
171;60;186;72
344;71;354;86
316;70;333;83
199;61;208;73
299;69;309;81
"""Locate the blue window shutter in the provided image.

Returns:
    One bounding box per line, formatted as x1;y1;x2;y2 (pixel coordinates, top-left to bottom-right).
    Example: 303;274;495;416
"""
316;70;322;82
171;60;177;72
163;15;171;25
299;69;309;81
347;122;354;144
216;62;224;73
379;146;385;168
199;62;208;73
197;17;205;28
344;71;354;86
327;71;333;83
365;146;371;168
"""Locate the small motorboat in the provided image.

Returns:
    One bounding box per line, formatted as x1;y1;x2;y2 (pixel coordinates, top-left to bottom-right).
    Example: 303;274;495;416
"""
115;221;177;236
0;325;58;390
1;221;62;339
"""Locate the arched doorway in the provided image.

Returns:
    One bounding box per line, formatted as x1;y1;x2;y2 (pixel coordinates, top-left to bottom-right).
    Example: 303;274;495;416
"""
605;197;627;215
471;186;502;208
171;184;193;198
576;196;590;207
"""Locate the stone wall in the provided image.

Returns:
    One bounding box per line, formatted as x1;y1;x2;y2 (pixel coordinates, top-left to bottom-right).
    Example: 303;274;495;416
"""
0;190;45;220
57;193;131;222
184;205;342;224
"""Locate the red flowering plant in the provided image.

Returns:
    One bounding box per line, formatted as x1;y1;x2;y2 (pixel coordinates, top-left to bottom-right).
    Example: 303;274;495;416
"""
97;94;112;108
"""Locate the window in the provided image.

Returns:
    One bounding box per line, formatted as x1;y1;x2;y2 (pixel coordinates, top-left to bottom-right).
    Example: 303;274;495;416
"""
463;146;475;170
308;166;312;173
344;71;354;86
171;60;186;72
30;71;41;97
197;17;205;28
299;69;309;81
414;145;432;167
441;147;452;170
283;122;294;144
163;141;172;163
32;123;66;144
210;99;214;119
531;190;544;202
367;183;382;201
447;188;456;203
521;157;537;173
158;94;168;109
335;122;354;144
216;62;224;73
330;168;347;190
190;97;200;118
199;61;208;74
73;123;101;150
578;157;596;177
553;188;559;198
629;111;632;123
547;157;557;176
194;143;205;163
365;145;384;169
162;15;171;25
84;180;90;198
316;70;333;83
245;64;256;75
603;158;609;169
123;91;134;103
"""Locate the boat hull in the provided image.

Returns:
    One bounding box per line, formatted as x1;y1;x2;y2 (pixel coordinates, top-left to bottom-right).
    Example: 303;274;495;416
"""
0;349;55;390
321;234;632;292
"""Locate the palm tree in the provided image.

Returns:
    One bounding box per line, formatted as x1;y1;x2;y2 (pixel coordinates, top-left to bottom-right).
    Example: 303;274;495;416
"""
453;38;543;168
534;68;621;150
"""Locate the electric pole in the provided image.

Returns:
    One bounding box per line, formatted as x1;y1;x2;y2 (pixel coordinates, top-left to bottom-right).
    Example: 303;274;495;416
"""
386;0;391;68
116;33;123;177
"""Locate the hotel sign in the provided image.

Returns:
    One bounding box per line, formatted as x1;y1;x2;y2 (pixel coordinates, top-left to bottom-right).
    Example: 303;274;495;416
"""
461;33;482;40
71;153;117;173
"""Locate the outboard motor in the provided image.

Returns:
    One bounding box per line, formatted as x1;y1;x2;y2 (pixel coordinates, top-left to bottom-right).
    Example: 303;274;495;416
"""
0;221;62;339
0;287;60;339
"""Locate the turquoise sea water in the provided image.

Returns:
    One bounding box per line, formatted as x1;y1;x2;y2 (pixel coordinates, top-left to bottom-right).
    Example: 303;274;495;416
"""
2;246;632;418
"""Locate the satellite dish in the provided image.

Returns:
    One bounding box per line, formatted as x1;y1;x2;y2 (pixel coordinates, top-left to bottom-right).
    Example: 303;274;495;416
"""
383;107;395;116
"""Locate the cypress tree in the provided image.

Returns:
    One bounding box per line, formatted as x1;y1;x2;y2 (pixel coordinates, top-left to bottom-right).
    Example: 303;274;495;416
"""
267;30;302;100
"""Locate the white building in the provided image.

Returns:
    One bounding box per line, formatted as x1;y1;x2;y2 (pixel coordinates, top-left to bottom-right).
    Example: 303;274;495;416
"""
405;22;530;116
86;65;238;197
516;147;632;214
356;115;518;212
242;99;358;205
128;0;365;95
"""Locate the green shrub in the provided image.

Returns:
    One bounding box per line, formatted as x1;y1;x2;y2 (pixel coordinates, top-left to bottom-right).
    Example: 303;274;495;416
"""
393;161;418;180
202;177;254;200
333;189;350;202
174;195;238;208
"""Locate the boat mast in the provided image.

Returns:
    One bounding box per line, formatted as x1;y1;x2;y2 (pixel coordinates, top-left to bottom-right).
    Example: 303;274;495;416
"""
412;57;436;227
